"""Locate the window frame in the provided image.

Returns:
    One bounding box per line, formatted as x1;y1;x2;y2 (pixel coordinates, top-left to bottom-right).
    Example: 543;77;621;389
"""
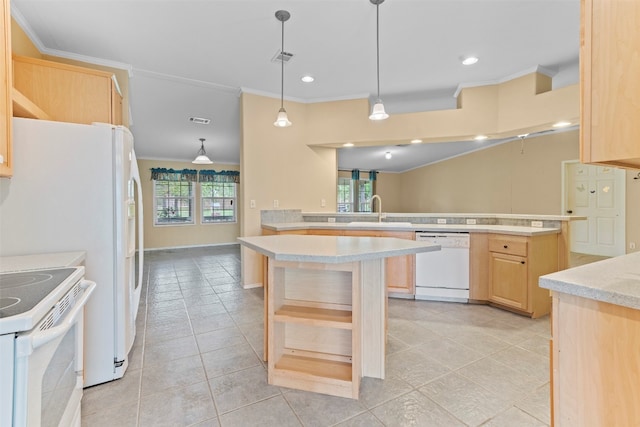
200;181;238;224
152;179;195;226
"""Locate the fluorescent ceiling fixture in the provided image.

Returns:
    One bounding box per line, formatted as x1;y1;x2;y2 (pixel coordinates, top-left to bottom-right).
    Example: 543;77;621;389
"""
410;139;422;144
385;151;392;159
343;142;354;147
301;75;314;83
462;56;479;65
474;135;488;141
553;121;572;128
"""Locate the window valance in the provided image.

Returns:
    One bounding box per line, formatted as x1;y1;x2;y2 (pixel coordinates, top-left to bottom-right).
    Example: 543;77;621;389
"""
150;168;198;182
198;170;240;183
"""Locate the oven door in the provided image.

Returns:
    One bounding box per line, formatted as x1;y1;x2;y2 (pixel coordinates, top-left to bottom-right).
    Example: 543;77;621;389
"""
13;280;96;427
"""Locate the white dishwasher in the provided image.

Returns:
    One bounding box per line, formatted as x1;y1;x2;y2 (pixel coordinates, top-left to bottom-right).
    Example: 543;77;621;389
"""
415;232;470;302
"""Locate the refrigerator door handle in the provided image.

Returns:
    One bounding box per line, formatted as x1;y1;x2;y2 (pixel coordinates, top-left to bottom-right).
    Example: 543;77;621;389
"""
130;149;144;317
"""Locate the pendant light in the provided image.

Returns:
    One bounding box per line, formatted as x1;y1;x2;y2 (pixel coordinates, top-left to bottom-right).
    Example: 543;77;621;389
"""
369;0;389;121
274;10;292;127
192;138;213;164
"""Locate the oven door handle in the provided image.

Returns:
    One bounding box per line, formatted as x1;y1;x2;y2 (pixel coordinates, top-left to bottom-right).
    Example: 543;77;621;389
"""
28;280;97;352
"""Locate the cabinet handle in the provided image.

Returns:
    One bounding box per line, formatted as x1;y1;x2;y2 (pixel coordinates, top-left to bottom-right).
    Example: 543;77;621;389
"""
521;261;526;264
503;245;508;249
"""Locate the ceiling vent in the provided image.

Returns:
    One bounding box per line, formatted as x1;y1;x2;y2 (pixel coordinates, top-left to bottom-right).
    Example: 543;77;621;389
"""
272;50;294;64
189;117;211;125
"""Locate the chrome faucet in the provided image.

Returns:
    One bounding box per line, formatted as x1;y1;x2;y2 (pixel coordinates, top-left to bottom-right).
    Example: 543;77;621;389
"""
370;194;383;222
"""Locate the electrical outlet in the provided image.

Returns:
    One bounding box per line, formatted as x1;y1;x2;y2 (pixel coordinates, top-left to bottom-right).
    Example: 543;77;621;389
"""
631;242;637;250
273;200;279;208
466;219;477;225
531;220;543;228
437;218;447;224
328;217;336;223
250;200;256;209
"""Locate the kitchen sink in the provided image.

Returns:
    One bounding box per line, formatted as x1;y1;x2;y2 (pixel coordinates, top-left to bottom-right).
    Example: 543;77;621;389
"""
347;222;413;227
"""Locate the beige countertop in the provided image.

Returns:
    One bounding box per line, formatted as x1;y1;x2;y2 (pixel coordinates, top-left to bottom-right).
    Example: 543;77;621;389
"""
262;221;561;236
238;235;441;263
539;252;640;310
0;251;86;272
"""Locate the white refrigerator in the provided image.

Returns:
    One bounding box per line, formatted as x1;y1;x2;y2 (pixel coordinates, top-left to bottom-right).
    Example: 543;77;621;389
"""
0;118;144;387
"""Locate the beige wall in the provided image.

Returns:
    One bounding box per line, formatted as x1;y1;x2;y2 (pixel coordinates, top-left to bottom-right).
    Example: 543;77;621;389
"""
240;93;337;286
398;131;579;214
375;172;403;213
137;159;240;250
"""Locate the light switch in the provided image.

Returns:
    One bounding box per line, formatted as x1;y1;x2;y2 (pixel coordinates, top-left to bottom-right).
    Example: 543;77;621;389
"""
250;200;256;208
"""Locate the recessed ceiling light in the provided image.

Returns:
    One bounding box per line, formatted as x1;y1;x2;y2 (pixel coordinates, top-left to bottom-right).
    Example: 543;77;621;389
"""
410;139;422;144
385;151;392;159
462;56;479;65
553;121;571;128
343;142;354;147
474;135;488;141
301;75;314;83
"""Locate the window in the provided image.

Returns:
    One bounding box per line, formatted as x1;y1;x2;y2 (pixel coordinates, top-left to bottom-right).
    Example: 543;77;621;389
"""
357;180;373;212
153;180;194;225
150;168;197;226
337;177;353;212
337;170;376;212
201;182;237;223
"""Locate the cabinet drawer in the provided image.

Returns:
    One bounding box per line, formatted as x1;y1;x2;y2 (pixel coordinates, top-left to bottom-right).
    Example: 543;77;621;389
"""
489;237;528;256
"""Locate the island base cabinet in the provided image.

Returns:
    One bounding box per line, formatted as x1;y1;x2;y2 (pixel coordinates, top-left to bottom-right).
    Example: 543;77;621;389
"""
551;292;640;425
267;259;388;399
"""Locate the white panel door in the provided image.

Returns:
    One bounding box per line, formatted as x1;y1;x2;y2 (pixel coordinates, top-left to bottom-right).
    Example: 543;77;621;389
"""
566;162;625;256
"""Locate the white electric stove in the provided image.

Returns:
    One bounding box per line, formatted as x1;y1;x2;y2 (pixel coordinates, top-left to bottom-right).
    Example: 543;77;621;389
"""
0;266;95;426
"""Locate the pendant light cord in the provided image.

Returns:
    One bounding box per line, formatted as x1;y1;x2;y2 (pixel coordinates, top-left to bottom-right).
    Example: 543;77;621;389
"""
375;2;380;101
281;18;285;109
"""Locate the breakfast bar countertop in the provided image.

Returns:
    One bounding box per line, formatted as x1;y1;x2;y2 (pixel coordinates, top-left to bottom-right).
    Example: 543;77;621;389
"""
238;234;441;263
261;221;561;237
539;251;640;310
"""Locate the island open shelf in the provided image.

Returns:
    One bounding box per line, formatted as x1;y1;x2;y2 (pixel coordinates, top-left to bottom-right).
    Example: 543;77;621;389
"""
238;234;439;399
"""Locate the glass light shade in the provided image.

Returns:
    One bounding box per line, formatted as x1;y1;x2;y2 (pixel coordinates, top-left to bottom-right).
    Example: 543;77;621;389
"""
274;108;292;127
192;154;213;165
369;102;389;121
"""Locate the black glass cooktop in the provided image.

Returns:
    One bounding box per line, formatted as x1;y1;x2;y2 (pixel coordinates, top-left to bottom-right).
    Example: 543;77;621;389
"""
0;268;77;318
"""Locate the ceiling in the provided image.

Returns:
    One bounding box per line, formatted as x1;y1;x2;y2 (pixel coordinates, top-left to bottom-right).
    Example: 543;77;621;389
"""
11;0;580;173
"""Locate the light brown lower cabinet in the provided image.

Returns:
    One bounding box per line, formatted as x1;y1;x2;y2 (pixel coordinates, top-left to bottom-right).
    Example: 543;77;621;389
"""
551;292;640;425
488;233;558;318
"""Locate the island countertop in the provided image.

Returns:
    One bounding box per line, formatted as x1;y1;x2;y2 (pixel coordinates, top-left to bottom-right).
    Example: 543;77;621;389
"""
238;234;441;263
539;251;640;310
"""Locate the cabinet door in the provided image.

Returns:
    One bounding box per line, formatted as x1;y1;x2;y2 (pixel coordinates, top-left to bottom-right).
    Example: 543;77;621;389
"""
580;0;640;168
0;0;11;177
489;252;527;310
13;56;114;125
381;231;414;295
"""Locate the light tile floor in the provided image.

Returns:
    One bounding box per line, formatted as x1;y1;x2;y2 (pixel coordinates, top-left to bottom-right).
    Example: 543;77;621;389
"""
81;245;552;427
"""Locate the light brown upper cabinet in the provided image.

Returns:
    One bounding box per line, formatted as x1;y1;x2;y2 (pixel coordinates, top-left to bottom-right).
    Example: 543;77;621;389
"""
580;0;640;169
13;55;123;126
1;0;12;177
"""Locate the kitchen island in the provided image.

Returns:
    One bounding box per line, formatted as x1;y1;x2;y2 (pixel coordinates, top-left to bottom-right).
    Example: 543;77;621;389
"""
238;234;440;399
539;251;640;426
